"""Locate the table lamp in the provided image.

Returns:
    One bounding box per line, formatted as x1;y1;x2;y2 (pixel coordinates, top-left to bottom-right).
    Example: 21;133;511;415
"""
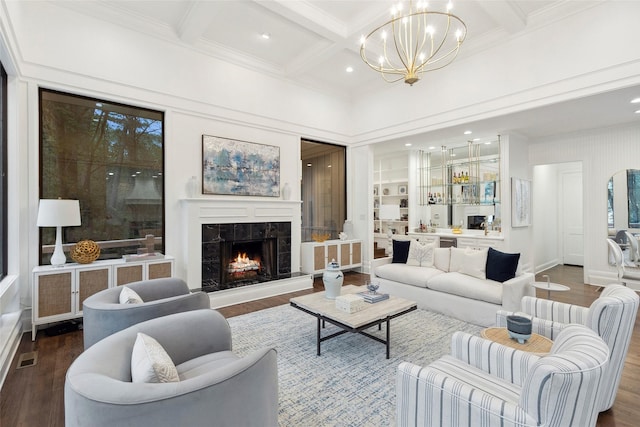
37;199;81;266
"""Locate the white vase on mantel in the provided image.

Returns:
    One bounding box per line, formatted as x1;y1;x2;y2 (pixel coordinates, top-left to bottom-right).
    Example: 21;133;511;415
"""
186;176;199;198
282;182;291;200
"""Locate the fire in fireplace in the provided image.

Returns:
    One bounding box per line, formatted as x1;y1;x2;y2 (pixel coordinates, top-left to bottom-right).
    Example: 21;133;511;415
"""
202;222;291;292
223;238;275;285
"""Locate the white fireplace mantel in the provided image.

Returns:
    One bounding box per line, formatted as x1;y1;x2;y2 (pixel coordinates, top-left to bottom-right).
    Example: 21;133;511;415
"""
180;198;310;306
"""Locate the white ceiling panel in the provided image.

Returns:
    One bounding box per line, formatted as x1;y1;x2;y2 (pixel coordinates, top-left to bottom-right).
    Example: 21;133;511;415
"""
46;0;640;145
200;1;327;68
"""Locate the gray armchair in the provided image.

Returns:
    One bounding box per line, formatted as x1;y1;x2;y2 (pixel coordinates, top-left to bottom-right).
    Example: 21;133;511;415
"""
82;277;211;349
496;283;639;411
65;309;279;427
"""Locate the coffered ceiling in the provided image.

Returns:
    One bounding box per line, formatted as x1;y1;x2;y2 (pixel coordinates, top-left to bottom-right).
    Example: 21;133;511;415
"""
54;0;640;146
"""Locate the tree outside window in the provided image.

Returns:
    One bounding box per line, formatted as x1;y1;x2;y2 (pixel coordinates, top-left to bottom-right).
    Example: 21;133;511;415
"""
39;90;164;264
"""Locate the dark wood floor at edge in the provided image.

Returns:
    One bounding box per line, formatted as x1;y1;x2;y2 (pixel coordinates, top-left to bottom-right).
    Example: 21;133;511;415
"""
1;265;638;426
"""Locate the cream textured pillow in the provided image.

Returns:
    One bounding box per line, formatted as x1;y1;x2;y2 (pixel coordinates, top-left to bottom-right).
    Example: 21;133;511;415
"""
448;247;467;272
406;240;435;267
433;248;451;272
131;333;179;383
119;286;143;304
460;248;488;280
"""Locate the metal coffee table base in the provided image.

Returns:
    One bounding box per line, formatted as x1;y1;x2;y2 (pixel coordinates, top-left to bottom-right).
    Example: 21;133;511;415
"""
290;303;417;359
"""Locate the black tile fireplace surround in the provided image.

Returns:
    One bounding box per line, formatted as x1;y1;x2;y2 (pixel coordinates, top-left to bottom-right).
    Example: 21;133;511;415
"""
201;222;292;293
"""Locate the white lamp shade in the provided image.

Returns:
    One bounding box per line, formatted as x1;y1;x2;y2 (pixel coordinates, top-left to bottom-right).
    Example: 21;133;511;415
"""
37;199;81;227
379;204;401;220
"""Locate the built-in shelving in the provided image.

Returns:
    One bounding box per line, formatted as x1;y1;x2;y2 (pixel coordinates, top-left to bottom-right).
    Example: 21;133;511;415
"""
373;153;409;236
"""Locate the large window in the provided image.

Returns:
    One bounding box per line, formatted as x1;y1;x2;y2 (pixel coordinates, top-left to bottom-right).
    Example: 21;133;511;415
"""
39;90;164;264
301;140;346;241
0;63;7;279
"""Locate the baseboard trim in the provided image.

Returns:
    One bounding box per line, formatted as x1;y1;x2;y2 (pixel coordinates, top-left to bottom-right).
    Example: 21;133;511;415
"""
0;310;23;390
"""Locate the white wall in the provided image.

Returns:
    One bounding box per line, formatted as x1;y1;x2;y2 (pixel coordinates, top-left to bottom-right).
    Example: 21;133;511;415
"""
351;1;640;144
532;164;560;272
0;0;355;312
529;123;640;286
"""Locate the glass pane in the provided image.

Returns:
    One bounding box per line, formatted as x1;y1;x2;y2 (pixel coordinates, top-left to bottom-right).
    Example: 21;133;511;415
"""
607;177;614;228
40;90;164;263
301;140;346;242
628;169;640;228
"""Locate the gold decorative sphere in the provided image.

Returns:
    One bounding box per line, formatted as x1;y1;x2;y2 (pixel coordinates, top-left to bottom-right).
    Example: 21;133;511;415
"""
71;240;101;264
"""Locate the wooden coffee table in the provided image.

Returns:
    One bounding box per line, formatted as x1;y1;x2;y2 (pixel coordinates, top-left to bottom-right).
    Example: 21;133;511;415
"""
481;327;553;355
290;285;417;359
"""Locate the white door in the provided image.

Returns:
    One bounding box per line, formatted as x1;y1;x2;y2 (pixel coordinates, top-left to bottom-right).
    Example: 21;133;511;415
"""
561;170;584;265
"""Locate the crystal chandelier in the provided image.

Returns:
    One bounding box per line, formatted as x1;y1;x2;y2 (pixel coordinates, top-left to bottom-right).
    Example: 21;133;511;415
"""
360;0;466;86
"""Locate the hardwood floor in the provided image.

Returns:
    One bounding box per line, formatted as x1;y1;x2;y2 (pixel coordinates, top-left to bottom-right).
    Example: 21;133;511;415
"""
1;267;638;426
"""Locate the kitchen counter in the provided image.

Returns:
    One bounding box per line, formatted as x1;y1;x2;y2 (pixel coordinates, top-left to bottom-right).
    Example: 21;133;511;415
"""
408;230;504;241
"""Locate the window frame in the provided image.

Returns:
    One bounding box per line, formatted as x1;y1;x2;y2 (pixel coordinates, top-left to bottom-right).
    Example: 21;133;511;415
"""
38;88;165;265
0;63;7;280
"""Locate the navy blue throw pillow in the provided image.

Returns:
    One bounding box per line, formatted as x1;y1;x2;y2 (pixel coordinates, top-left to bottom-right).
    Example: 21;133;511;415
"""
486;247;520;282
392;240;410;263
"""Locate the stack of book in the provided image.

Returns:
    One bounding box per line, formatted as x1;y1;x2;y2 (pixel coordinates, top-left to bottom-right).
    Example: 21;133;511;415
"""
358;292;389;304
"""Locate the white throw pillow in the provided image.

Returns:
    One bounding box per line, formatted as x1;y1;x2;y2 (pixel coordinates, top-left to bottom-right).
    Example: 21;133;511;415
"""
459;247;488;280
433;248;451;272
448;247;467;272
119;286;143;304
406;240;435;267
131;332;179;383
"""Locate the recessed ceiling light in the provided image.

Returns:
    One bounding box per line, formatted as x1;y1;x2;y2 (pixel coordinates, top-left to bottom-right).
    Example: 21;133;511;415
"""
405;143;412;147
635;109;640;114
346;66;354;73
484;141;491;145
473;138;480;141
261;32;271;40
328;164;332;168
307;163;312;167
631;97;640;104
464;130;472;135
428;146;436;150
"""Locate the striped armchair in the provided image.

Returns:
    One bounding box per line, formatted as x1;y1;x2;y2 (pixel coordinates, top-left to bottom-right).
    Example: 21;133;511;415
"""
496;284;638;411
397;324;608;427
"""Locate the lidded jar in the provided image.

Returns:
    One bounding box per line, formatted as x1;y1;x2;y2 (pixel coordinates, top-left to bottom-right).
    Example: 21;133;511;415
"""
322;259;344;299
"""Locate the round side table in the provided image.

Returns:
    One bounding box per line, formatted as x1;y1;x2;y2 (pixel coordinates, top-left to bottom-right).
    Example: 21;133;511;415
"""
532;281;570;299
481;327;552;355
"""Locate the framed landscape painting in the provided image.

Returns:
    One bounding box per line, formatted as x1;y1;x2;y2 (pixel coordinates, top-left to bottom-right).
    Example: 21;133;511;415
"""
202;135;280;196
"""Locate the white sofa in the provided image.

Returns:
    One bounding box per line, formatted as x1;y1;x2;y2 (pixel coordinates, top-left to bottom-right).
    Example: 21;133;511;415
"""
371;241;534;326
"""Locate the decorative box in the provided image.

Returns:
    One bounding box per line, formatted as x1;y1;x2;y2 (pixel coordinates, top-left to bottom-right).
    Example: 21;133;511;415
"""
335;294;366;314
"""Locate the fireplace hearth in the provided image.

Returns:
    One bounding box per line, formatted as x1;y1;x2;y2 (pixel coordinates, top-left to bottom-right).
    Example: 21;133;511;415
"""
202;222;291;292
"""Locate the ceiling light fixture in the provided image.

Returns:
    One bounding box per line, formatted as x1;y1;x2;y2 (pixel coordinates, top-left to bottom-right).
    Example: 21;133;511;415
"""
261;32;271;40
346;66;354;73
464;130;472;135
360;0;466;86
631;98;640;104
405;143;412;147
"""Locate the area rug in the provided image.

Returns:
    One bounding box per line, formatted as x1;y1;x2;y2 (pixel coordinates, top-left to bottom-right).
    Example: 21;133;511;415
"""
227;304;483;427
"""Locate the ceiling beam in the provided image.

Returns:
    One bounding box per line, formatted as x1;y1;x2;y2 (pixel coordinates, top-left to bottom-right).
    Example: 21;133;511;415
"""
255;0;347;41
280;1;391;76
475;0;527;34
177;1;218;44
